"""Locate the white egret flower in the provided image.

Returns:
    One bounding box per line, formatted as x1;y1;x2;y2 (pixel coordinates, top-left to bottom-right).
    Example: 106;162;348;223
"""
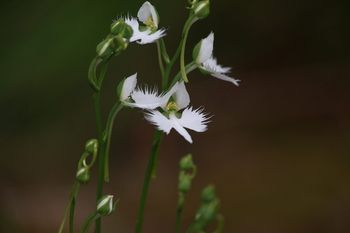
124;2;166;44
144;82;211;143
193;32;240;85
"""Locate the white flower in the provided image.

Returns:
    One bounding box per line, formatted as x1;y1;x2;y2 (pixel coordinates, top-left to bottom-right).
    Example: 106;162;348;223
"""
144;82;211;143
119;73;178;109
194;32;240;85
124;2;166;44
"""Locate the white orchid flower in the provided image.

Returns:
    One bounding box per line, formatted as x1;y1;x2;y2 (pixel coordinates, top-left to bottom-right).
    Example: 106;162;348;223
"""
192;32;240;85
118;73;178;109
144;82;211;143
124;2;166;44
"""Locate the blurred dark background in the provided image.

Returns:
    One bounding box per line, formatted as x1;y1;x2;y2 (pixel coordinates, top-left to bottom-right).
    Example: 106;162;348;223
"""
1;0;350;232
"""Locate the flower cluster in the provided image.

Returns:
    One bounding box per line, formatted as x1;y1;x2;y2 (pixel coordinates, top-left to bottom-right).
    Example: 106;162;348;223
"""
115;1;239;143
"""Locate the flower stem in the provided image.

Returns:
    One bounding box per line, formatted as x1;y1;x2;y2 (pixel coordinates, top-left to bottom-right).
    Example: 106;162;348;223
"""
93;59;110;233
175;192;185;233
103;101;123;182
80;212;100;233
58;182;80;233
180;15;198;83
135;130;164;233
156;40;165;82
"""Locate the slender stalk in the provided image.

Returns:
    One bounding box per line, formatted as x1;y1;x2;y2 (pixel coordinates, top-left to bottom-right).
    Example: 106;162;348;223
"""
150;131;164;179
58;182;80;233
175;192;185;233
185;222;195;233
80;212;100;233
180;16;198;83
169;62;196;90
103;101;123;182
93;60;110;233
135;130;164;233
156;40;165;81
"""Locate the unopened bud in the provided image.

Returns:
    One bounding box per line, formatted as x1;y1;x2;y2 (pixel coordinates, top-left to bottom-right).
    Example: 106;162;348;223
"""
85;139;98;154
192;0;210;19
201;184;216;203
179;154;194;171
195;199;219;223
96;37;115;59
110;19;133;39
76;167;91;184
178;173;192;193
96;195;116;216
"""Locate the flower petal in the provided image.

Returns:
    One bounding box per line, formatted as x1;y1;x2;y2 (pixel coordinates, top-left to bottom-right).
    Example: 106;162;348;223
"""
178;107;211;132
173;81;190;110
144;111;193;143
197;32;214;64
169;112;193;143
137;1;159;28
128;85;164;109
210;73;240;86
202;57;240;85
124;16;165;44
120;73;137;100
144;110;173;134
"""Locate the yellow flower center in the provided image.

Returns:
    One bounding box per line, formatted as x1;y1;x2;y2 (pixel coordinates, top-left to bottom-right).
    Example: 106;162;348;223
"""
166;102;179;112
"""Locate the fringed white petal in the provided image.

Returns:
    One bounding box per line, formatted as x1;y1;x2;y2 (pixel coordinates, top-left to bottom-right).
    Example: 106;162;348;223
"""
169;112;193;143
177;107;211;132
124;16;165;44
128;85;163;109
144;110;173;134
202;57;240;86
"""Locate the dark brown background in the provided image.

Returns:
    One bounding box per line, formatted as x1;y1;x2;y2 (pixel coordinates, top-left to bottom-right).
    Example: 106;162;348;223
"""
1;0;350;232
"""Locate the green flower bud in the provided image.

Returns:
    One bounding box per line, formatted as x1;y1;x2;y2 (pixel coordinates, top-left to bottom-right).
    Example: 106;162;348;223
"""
195;199;219;223
178;173;192;193
192;0;210;19
96;37;115;59
85;139;98;154
179;154;194;171
201;184;216;203
76;167;90;184
96;195;116;216
110;19;133;40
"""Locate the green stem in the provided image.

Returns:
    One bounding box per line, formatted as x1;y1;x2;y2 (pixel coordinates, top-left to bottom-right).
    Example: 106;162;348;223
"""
88;57;102;92
156;40;165;81
175;192;185;233
150;132;164;179
135;130;164;233
80;212;100;233
58;182;80;233
180;16;198;83
169;62;196;90
103;101;123;182
94;60;110;233
185;222;195;233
